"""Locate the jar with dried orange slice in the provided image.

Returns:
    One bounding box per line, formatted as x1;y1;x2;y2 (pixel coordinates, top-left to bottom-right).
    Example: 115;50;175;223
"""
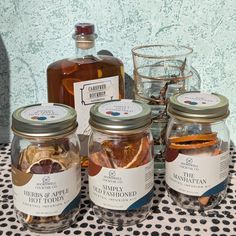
88;99;154;226
165;91;230;211
11;103;81;233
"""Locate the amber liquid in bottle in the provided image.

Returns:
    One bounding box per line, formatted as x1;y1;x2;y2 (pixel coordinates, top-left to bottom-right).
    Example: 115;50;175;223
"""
47;23;124;165
47;55;124;107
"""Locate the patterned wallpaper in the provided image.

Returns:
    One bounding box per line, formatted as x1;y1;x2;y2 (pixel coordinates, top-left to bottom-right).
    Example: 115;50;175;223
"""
0;0;235;143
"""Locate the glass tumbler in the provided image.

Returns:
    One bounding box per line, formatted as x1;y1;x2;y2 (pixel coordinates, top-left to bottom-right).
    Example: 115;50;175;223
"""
132;45;201;172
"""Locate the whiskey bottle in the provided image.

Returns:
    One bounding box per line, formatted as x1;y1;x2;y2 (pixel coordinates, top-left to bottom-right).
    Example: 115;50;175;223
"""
47;23;125;165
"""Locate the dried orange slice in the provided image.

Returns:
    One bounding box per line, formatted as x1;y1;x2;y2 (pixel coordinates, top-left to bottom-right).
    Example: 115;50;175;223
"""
198;196;210;206
100;136;150;168
169;133;217;143
81;156;89;167
169;139;218;150
212;148;222;155
90;151;116;168
168;132;218;150
62;78;78;95
26;158;65;174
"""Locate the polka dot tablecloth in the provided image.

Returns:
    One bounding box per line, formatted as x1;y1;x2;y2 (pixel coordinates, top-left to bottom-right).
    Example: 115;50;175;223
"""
0;143;235;236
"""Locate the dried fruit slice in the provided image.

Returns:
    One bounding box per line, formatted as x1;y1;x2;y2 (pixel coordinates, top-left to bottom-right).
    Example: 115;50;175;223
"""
169;133;217;143
212;148;222;155
123;137;150;168
168;132;218;150
90;151;116;168
169;139;218;150
22;145;61;165
26;158;66;174
20;145;71;169
99;136;150;168
198;196;210;206
62;78;78;95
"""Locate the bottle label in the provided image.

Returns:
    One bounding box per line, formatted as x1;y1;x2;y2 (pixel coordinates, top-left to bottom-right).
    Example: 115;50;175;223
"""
89;160;154;210
74;76;119;135
165;151;230;196
12;165;81;216
98;99;143;117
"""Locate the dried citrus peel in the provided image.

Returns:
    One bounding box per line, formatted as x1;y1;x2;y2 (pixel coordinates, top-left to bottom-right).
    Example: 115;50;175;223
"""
169;139;218;150
169;133;217;143
90;151;118;169
168;133;218;150
198;196;210;206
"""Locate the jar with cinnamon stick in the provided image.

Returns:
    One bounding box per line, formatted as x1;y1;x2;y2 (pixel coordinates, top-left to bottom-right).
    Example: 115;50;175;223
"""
165;91;230;211
88;99;154;226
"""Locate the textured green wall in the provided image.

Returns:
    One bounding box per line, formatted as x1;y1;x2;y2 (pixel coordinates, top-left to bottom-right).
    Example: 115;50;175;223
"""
0;0;235;142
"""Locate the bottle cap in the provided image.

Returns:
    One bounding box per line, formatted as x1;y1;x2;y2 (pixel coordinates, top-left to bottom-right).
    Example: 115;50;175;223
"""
75;23;95;35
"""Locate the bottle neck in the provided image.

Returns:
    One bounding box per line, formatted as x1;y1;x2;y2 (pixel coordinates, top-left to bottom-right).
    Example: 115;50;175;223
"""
74;34;97;58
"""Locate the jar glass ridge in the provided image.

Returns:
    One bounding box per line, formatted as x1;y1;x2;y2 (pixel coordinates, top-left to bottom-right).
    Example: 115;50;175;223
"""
132;44;201;173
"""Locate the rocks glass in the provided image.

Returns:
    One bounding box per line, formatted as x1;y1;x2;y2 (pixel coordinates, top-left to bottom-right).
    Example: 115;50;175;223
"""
132;44;201;172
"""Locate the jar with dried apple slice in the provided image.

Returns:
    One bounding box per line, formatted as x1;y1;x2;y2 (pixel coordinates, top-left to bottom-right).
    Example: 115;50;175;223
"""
165;91;230;211
88;99;154;226
11;103;81;233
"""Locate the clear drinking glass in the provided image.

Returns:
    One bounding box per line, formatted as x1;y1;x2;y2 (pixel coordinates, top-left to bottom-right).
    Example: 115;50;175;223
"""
132;45;201;172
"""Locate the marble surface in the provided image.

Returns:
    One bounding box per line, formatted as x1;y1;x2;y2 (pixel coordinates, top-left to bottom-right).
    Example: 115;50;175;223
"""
0;0;235;142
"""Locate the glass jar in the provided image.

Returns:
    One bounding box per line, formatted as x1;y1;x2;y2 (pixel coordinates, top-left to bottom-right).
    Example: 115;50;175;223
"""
132;45;201;173
11;103;81;233
88;99;154;226
165;91;230;211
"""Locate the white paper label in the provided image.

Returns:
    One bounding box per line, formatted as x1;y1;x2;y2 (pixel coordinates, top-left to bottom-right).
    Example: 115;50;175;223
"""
12;166;81;216
177;92;220;107
166;151;230;196
98;99;143;117
74;76;119;135
89;160;154;210
21;104;68;121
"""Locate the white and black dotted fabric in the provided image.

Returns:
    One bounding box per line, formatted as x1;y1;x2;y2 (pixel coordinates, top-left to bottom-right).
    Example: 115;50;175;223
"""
0;143;235;236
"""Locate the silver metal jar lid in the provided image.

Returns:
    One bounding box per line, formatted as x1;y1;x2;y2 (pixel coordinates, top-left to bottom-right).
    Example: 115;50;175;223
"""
168;91;229;122
89;99;152;132
12;103;78;137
